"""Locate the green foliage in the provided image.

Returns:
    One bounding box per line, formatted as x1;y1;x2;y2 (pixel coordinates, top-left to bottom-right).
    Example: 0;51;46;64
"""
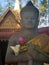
0;7;2;12
32;0;47;16
0;5;2;14
32;0;37;4
40;0;47;16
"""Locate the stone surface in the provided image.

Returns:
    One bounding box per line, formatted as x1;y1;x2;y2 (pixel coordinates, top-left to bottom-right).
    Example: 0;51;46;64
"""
20;1;39;29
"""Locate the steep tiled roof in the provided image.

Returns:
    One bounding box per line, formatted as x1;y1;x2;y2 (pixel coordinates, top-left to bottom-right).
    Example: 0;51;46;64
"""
0;7;20;23
0;7;21;39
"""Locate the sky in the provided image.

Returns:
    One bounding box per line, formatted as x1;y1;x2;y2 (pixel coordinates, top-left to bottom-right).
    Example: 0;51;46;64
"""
0;0;43;13
0;0;44;16
0;0;43;8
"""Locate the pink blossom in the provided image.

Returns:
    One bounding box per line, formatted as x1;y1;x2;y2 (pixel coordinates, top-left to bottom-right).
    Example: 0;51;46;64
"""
18;36;26;45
